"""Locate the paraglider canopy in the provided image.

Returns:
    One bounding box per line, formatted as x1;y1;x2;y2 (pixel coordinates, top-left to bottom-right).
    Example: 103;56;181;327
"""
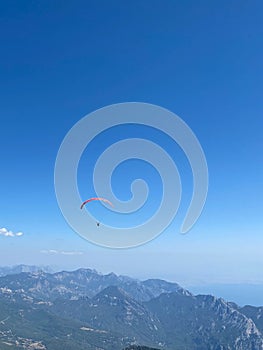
80;197;113;210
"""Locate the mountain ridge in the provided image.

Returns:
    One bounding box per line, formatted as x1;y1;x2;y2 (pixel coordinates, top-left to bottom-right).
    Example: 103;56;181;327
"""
0;266;262;350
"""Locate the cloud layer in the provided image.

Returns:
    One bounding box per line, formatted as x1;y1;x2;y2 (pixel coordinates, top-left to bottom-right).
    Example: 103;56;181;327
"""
40;249;83;256
0;227;23;237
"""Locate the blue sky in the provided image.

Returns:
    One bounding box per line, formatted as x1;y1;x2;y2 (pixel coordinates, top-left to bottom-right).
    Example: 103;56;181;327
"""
1;1;263;296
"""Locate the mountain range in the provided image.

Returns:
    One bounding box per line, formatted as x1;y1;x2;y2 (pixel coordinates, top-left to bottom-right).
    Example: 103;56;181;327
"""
0;266;262;350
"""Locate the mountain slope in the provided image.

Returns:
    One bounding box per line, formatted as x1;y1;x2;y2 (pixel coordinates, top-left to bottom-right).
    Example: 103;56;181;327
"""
0;296;133;350
50;286;165;348
240;305;263;334
146;292;263;350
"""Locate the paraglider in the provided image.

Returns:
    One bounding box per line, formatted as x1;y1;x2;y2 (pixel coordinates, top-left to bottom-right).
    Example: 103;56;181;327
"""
80;197;113;227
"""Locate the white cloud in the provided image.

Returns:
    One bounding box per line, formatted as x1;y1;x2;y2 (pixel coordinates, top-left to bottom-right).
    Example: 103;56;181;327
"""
0;227;24;237
40;250;58;254
61;251;83;256
15;232;23;237
40;249;83;256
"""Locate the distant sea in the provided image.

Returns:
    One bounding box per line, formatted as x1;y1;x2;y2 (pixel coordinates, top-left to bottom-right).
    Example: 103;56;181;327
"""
188;284;263;307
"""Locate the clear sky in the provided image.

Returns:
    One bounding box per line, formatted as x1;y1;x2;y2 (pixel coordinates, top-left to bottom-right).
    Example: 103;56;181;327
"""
1;1;263;291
